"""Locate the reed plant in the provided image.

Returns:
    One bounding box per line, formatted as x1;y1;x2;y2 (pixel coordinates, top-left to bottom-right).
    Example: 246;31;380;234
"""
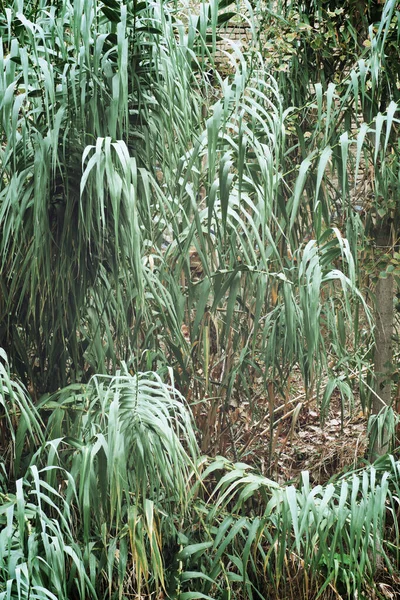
1;0;400;597
1;349;400;599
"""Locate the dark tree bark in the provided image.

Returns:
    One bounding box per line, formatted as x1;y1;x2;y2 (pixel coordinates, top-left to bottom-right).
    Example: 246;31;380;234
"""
372;221;394;457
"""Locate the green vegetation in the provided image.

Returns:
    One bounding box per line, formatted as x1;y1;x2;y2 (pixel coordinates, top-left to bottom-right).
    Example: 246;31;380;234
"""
0;0;400;598
2;351;400;599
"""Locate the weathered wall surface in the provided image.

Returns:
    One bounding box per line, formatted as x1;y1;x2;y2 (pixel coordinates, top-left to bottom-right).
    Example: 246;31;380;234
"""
216;22;252;58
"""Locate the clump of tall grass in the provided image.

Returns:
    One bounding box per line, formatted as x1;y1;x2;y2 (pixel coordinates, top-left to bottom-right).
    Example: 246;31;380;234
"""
1;0;400;597
192;456;400;599
0;0;382;425
1;349;400;599
0;350;199;599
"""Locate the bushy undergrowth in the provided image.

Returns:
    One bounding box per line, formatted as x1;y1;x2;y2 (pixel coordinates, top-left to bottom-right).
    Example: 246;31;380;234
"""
1;0;400;598
1;0;397;424
1;350;400;600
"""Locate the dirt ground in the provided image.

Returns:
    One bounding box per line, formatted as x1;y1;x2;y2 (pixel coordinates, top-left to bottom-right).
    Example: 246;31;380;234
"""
197;369;370;486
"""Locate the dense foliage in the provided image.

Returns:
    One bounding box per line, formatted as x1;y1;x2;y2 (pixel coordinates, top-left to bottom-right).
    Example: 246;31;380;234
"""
1;0;400;598
2;350;400;599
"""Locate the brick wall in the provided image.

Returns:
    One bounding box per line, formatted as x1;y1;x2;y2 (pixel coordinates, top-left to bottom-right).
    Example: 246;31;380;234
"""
216;22;252;56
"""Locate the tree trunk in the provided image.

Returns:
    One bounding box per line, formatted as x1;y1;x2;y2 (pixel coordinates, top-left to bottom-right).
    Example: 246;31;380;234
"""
371;221;393;457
